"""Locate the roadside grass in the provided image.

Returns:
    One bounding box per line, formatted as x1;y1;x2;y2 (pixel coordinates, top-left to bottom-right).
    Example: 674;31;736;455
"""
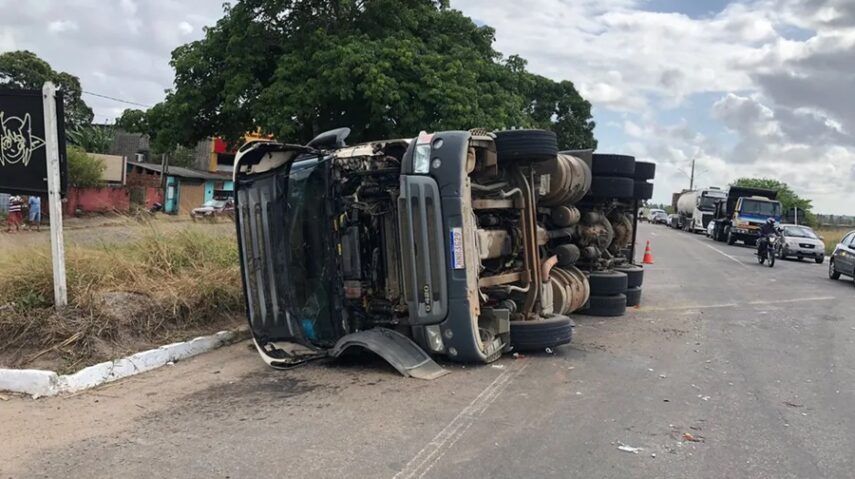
816;227;850;255
0;229;244;372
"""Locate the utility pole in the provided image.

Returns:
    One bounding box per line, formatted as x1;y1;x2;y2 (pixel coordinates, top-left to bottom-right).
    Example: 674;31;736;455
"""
689;156;695;191
42;82;68;308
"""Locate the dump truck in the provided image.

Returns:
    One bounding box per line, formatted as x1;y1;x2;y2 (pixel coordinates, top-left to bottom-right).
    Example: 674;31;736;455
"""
710;186;782;245
673;187;727;233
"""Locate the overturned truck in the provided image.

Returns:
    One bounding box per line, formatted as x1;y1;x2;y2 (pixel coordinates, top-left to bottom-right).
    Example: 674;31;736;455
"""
233;128;654;376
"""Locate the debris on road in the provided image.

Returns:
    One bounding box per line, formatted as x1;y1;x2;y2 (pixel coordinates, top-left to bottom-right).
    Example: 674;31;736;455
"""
682;432;704;443
491;364;505;370
617;442;641;454
783;401;803;408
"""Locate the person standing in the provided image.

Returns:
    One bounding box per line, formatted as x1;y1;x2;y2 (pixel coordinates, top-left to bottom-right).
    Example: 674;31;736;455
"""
27;195;41;231
5;195;23;233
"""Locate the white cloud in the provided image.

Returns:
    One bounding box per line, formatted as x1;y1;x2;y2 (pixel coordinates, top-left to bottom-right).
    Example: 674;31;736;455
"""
178;21;194;36
47;20;78;33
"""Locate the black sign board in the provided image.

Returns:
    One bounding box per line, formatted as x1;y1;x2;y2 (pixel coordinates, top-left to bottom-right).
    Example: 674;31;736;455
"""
0;89;68;195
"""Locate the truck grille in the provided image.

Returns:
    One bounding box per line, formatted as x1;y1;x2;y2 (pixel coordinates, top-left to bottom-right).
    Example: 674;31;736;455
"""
398;176;448;324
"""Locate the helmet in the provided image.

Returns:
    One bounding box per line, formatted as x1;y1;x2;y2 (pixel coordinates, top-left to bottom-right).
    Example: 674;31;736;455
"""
766;217;775;225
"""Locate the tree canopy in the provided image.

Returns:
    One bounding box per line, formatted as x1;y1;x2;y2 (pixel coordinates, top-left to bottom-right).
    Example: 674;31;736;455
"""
0;50;94;130
116;109;148;133
731;177;816;226
148;0;596;150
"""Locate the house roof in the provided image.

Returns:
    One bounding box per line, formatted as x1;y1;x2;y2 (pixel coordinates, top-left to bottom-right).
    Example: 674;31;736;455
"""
128;161;231;181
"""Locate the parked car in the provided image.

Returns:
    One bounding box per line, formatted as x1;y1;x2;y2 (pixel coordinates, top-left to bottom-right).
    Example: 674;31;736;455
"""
828;230;855;280
776;224;825;263
667;214;680;228
652;211;668;224
645;208;665;222
191;198;234;219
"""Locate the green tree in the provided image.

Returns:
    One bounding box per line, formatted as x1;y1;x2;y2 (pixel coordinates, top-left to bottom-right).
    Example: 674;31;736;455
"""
0;50;94;130
116;109;148;133
148;0;595;149
67;146;105;187
731;177;816;226
67;125;114;154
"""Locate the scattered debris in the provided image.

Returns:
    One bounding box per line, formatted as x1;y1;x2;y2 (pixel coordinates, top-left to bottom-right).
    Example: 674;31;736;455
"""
698;395;711;401
512;352;526;359
648;368;655;372
689;425;702;431
783;401;803;408
659;374;667;379
166;361;175;366
0;393;8;401
575;391;582;396
491;364;505;370
617;442;641;454
682;432;703;443
545;347;553;354
651;453;656;458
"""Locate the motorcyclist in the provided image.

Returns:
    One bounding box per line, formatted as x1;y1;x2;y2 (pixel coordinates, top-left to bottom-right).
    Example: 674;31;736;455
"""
758;217;777;257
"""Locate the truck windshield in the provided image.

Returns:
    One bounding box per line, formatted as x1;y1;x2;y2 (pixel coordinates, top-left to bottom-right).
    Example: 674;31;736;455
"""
285;158;336;342
699;194;725;210
740;199;781;217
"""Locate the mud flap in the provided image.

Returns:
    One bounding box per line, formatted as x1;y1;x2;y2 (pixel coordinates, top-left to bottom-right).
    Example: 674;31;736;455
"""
329;328;449;380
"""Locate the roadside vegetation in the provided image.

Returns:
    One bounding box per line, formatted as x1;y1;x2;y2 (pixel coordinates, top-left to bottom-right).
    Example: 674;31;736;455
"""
817;227;848;255
0;229;243;372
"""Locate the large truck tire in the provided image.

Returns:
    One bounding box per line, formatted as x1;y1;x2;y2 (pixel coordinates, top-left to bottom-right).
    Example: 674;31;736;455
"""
587;176;634;199
615;264;644;288
555;244;581;267
494;129;558;162
591;154;635;177
583;294;628;317
588;270;628;295
634;181;653;200
634;161;655;180
509;315;574;351
727;229;736;245
625;287;642;307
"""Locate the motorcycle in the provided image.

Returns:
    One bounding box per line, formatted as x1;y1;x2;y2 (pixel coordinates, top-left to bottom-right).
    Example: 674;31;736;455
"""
756;232;779;267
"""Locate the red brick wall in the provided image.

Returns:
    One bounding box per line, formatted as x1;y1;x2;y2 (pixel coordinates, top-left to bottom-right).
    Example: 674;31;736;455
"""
64;187;131;215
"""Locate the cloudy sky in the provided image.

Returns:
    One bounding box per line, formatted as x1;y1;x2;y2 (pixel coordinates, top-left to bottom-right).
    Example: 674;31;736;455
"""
1;0;853;213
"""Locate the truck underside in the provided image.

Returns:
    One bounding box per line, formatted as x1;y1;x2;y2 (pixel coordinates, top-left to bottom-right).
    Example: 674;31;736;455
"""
233;129;644;375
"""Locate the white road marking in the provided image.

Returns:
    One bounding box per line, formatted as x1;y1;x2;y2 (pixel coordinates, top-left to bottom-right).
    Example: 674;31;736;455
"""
393;362;529;479
696;240;749;267
642;296;835;312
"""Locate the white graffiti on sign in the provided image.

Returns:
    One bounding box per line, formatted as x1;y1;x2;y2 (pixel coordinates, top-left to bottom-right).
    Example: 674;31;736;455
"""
0;112;45;167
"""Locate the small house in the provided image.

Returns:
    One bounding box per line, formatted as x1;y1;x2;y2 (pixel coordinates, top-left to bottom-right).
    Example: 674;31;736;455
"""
126;161;233;215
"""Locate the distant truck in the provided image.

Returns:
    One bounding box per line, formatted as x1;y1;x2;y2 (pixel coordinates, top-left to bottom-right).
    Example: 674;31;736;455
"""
672;188;727;233
710;186;782;245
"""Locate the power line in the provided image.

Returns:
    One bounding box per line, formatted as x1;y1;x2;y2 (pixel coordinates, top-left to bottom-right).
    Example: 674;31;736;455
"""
82;90;152;108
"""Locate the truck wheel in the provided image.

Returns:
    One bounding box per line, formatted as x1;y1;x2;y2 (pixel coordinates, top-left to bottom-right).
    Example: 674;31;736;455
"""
625;287;642;307
591;154;635;177
494;129;558;162
615;264;643;288
815;256;824;264
588;270;628;295
634;161;655;180
581;294;627;317
634;181;653;200
727;230;736;245
509;316;574;351
587;176;634;199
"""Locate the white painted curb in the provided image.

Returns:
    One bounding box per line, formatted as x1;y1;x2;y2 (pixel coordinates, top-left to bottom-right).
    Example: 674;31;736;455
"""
0;328;248;398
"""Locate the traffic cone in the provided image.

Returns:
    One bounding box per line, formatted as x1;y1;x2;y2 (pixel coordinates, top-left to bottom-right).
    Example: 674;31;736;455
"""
642;240;655;264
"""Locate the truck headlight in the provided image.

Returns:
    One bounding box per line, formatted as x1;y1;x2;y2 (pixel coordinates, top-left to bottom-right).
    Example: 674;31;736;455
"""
425;325;445;352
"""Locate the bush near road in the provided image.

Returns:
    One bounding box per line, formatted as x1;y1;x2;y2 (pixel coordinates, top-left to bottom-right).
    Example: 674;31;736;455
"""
0;230;243;372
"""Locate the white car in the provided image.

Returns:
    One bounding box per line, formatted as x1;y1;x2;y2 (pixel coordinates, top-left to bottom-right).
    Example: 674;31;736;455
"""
645;208;665;222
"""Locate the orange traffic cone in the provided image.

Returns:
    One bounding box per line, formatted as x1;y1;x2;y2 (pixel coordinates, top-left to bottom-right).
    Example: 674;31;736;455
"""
642;240;655;264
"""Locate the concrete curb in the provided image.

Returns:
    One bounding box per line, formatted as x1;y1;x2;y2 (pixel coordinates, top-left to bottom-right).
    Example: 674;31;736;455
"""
0;327;249;398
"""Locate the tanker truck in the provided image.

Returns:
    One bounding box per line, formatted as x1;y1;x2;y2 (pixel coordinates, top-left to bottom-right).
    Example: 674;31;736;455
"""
673;187;727;233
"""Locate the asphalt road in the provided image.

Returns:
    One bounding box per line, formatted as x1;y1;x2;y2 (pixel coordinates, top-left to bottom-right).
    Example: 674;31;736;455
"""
4;223;855;479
